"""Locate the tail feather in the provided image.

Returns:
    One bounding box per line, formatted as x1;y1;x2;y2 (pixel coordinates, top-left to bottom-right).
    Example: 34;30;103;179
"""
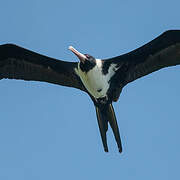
95;106;109;152
95;103;122;153
108;104;122;153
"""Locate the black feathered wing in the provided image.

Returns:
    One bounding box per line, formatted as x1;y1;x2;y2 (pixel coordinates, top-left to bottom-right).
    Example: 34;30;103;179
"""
103;30;180;101
0;44;85;91
124;30;180;84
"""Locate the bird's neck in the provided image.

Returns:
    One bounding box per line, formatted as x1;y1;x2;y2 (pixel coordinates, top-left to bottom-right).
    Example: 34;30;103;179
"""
79;59;101;73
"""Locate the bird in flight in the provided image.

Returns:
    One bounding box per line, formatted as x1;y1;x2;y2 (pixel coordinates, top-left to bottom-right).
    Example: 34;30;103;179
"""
0;30;180;153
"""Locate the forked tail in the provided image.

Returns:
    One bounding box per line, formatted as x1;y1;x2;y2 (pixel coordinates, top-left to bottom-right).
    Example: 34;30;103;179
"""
95;103;122;153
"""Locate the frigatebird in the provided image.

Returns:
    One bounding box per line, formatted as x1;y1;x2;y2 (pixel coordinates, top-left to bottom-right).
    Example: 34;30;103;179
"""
0;30;180;153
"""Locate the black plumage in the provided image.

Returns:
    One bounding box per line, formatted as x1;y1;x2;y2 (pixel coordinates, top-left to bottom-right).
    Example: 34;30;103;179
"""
0;44;85;91
103;30;180;102
0;30;180;152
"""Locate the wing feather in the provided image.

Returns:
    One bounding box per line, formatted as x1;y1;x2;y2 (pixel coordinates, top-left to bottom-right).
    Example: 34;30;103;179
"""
124;30;180;84
0;44;85;91
102;30;180;101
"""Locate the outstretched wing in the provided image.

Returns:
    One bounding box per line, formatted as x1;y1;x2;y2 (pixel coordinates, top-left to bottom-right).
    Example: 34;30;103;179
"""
0;44;85;91
103;30;180;101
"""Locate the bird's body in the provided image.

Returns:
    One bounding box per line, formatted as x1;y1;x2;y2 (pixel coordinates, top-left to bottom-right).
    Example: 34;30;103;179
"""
1;30;180;152
75;59;117;99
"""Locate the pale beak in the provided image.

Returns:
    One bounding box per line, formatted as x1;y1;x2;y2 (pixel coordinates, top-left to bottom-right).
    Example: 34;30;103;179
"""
68;46;86;63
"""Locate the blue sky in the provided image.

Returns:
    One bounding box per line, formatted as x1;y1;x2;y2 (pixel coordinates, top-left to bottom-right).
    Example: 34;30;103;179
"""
0;0;180;179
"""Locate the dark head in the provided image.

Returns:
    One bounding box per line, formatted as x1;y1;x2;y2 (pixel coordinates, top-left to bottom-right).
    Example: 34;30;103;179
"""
69;46;96;72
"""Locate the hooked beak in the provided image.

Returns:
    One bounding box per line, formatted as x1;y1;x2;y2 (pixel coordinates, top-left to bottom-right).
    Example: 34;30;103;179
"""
68;46;86;63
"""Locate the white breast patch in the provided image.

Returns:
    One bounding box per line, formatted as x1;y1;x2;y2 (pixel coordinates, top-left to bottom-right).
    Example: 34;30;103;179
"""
75;59;117;99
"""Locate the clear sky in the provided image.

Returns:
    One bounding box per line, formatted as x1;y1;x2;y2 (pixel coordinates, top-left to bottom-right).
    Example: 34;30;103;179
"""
0;0;180;179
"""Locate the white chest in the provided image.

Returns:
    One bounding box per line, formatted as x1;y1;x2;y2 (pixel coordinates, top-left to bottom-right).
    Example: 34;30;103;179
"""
75;59;117;99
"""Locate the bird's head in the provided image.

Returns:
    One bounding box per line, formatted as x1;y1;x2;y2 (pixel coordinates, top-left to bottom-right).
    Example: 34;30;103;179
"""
69;46;96;72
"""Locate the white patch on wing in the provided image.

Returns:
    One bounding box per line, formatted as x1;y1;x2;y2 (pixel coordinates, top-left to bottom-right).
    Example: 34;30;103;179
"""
75;59;118;99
